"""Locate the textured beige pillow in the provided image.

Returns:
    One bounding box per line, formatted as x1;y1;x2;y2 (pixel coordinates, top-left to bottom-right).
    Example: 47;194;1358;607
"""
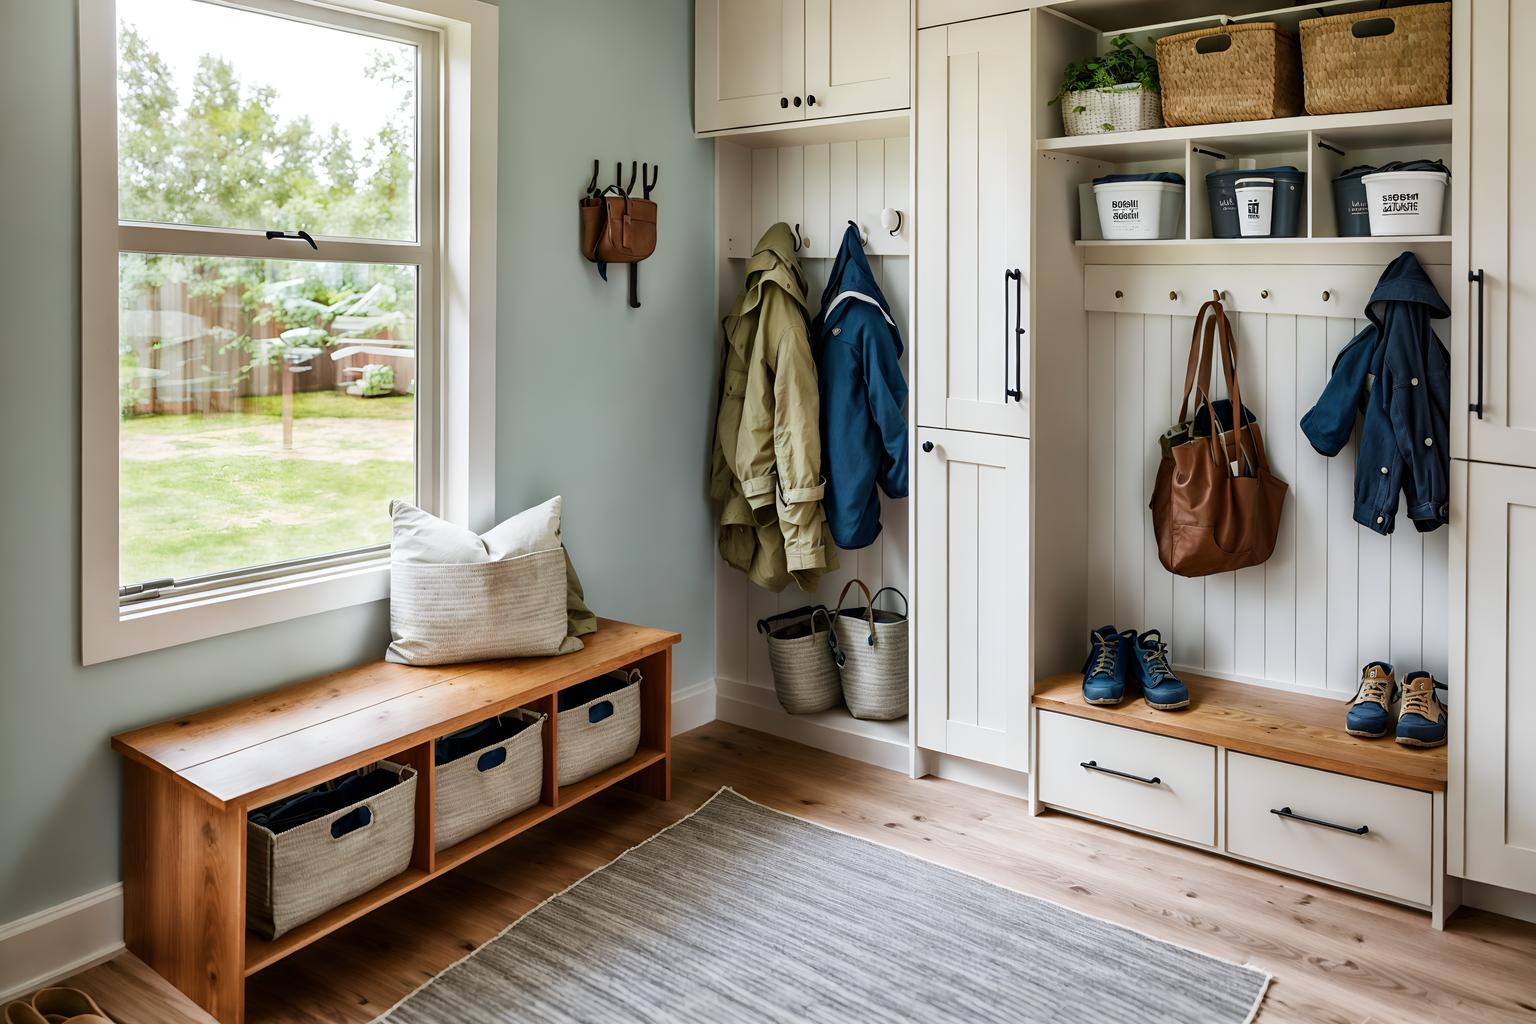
386;498;597;664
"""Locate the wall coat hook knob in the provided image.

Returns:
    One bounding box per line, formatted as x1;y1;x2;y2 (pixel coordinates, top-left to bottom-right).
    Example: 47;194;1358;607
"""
1212;289;1223;301
1169;290;1178;301
922;441;935;453
1114;290;1124;299
1261;289;1270;299
881;207;903;236
1321;290;1332;302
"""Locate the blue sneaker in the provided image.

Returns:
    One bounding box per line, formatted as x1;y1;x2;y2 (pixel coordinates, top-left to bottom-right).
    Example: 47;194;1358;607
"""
1346;662;1397;738
1082;625;1132;705
1396;672;1447;748
1132;629;1188;710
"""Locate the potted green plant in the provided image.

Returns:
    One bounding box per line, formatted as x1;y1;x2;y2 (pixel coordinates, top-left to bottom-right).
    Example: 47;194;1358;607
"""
1052;35;1163;137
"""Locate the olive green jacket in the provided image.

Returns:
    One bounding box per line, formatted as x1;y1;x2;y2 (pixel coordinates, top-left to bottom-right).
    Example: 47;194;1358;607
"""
710;223;834;592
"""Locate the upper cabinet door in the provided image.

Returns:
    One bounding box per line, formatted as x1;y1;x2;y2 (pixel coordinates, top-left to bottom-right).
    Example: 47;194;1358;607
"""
696;0;806;133
1467;0;1536;468
804;0;912;120
915;15;1031;438
1463;461;1536;892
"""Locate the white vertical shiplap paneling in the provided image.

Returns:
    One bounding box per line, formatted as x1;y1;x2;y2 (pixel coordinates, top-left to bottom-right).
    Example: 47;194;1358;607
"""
802;143;831;258
1086;309;1450;697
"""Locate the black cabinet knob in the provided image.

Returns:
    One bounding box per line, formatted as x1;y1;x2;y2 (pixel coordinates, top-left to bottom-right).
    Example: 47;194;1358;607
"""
793;96;802;107
922;441;934;453
807;94;817;106
780;97;789;109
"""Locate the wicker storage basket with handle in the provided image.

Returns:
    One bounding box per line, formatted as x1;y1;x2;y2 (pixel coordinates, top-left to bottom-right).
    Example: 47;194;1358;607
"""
830;581;909;722
1155;23;1303;127
1300;4;1450;115
757;606;842;715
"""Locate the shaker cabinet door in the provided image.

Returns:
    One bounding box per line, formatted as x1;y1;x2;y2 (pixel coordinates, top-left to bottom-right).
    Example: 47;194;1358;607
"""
696;0;806;133
804;0;911;121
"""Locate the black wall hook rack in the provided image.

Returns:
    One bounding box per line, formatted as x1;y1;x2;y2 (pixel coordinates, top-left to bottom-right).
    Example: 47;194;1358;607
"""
583;156;660;310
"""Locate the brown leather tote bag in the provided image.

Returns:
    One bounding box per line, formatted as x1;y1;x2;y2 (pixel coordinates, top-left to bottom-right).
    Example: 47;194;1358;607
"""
1150;298;1288;578
579;190;657;265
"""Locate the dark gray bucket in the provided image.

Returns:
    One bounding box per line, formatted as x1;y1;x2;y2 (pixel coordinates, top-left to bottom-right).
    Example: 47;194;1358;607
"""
1206;166;1304;238
1332;165;1375;237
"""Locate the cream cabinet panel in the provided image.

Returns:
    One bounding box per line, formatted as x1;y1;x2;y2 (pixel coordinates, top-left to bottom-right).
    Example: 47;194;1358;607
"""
696;0;806;133
915;428;1030;770
915;14;1031;438
1463;461;1536;892
1467;0;1536;468
805;0;911;120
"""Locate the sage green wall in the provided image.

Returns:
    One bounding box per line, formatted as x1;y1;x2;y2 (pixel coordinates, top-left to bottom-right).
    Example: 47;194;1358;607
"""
0;0;714;925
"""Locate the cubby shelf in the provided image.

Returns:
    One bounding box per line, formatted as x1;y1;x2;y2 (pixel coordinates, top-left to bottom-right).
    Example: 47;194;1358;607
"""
1038;104;1452;162
1075;235;1451;247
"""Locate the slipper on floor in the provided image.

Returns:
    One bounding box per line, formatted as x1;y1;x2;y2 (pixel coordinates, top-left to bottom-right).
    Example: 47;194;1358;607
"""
4;1001;48;1024
29;991;112;1024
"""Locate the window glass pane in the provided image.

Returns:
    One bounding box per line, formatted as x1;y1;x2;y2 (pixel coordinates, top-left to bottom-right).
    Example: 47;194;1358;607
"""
118;253;417;586
117;0;417;241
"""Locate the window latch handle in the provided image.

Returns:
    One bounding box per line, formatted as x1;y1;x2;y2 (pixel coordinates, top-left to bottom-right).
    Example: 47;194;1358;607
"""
265;229;318;250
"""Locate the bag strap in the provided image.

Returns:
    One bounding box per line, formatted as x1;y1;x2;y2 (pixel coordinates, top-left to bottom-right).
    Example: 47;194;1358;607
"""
869;586;908;621
1196;305;1268;477
834;578;879;645
756;604;825;635
1177;299;1223;425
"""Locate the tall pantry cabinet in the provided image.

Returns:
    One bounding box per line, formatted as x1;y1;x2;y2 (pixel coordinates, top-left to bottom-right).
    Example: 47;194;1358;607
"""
1454;0;1536;895
912;11;1034;772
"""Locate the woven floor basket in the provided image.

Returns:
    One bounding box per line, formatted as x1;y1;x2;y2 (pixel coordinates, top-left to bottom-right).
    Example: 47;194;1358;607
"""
247;762;417;940
557;671;642;786
758;606;842;714
434;709;545;851
1300;4;1450;115
831;582;909;722
1156;23;1303;126
1061;85;1164;136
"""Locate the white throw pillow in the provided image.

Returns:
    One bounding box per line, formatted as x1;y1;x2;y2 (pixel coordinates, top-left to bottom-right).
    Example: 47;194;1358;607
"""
386;497;592;665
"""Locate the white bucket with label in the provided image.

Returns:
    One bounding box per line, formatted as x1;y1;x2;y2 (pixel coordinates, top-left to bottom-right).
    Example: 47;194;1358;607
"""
1361;170;1449;236
1234;177;1275;237
1093;181;1182;240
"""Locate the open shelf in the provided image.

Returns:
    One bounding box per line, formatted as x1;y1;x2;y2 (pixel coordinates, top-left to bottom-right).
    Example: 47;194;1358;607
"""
244;867;434;975
1038;105;1451;162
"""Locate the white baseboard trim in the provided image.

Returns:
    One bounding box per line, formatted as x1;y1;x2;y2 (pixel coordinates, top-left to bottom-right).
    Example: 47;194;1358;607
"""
0;682;714;1002
714;677;910;772
0;884;124;1003
671;678;717;736
1462;879;1536;927
916;748;1032;800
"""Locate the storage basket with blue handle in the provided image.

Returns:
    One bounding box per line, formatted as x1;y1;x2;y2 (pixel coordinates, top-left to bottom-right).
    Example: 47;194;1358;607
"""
557;669;642;786
434;707;545;850
246;761;417;940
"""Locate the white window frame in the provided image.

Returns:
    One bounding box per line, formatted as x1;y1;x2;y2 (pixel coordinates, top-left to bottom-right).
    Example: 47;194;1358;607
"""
79;0;498;665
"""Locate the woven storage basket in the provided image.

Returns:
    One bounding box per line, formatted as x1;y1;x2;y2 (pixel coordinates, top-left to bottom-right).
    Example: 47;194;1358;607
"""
557;670;642;786
1061;84;1164;136
830;581;909;722
434;708;545;851
757;605;842;714
1156;23;1303;127
1300;4;1450;115
247;762;417;940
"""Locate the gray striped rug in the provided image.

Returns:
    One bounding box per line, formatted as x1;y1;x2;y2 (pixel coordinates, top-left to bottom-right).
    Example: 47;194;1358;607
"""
378;789;1270;1024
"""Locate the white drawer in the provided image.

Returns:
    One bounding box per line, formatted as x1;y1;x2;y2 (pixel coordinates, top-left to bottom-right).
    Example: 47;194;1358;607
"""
1037;711;1216;846
1225;752;1433;906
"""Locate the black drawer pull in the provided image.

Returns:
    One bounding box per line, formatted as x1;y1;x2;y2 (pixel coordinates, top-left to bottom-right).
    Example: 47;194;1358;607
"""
1271;806;1369;835
1080;760;1160;785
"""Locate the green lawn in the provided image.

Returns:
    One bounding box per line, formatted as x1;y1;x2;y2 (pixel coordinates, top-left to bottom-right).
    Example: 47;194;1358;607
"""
119;393;414;585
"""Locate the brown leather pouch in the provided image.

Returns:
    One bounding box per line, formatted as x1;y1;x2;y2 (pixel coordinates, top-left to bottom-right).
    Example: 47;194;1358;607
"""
580;193;657;264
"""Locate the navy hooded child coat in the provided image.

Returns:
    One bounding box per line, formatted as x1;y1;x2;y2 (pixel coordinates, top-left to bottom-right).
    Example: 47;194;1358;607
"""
811;223;909;549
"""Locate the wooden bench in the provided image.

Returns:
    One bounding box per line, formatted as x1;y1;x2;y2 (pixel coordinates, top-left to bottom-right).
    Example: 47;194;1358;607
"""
112;619;681;1024
1032;670;1455;926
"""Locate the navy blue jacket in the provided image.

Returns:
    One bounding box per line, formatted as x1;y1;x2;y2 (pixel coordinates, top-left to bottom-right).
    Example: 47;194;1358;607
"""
1300;252;1450;535
811;223;909;549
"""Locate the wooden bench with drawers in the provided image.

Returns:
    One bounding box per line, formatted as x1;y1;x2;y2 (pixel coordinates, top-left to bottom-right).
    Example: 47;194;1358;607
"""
111;619;681;1024
1031;671;1453;927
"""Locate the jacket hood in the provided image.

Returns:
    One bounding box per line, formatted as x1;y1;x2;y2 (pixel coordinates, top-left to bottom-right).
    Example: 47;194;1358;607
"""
1367;251;1450;324
816;222;900;353
754;221;801;266
736;222;810;318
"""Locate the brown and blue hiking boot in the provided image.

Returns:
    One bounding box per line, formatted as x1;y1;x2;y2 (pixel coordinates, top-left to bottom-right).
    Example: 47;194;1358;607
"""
1396;672;1447;748
1346;662;1398;738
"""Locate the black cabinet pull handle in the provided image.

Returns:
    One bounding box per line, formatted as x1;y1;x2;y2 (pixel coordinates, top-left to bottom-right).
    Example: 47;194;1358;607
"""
793;96;802;107
780;97;789;109
1004;269;1023;403
922;441;934;453
807;94;817;106
1011;268;1024;403
1080;760;1160;785
1271;806;1369;835
1469;268;1485;419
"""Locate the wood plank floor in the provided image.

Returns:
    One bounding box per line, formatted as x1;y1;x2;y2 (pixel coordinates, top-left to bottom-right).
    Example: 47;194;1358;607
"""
55;722;1536;1024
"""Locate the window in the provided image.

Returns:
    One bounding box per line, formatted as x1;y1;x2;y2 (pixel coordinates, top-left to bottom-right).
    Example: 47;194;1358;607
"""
81;0;498;663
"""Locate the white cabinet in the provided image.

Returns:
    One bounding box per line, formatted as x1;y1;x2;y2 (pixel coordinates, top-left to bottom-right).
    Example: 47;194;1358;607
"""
914;428;1030;770
696;0;911;134
1463;461;1536;892
915;14;1031;438
1466;0;1536;469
